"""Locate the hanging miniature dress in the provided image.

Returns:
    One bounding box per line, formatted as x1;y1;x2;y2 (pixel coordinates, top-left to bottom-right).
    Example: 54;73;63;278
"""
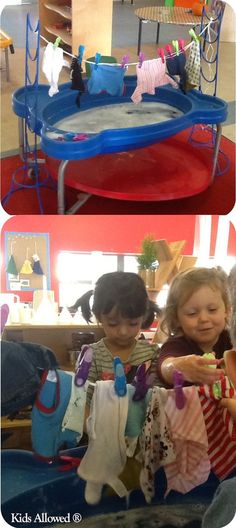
6;242;18;276
70;57;85;107
20;248;33;274
131;58;178;104
32;242;44;275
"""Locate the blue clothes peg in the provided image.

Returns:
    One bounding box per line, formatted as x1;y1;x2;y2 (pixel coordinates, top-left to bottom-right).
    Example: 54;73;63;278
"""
77;44;85;64
94;52;102;69
74;345;93;387
113;357;127;397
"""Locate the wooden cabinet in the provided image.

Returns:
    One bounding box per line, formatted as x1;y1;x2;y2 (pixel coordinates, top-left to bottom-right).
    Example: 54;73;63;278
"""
3;324;105;370
39;0;113;58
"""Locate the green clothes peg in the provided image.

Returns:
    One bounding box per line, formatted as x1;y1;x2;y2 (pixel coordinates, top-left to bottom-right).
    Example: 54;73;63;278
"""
203;352;222;398
53;37;62;49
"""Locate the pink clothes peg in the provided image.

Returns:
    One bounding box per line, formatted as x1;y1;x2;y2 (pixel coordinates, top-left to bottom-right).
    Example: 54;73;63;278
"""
158;48;165;64
178;39;185;53
165;44;173;59
121;54;129;68
138;51;145;68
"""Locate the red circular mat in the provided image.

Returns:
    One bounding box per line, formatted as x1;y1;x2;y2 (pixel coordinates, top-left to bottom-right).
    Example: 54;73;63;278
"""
46;130;215;202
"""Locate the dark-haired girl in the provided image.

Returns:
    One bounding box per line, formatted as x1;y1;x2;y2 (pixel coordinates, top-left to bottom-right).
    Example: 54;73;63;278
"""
70;271;162;406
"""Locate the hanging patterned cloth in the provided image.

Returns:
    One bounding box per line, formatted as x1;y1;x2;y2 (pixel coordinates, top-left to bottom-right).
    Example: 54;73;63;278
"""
185;39;201;88
32;242;44;275
20;248;33;274
6;241;18;275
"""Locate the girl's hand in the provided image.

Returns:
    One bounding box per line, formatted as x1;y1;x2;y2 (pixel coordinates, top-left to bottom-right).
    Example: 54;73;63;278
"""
162;354;225;386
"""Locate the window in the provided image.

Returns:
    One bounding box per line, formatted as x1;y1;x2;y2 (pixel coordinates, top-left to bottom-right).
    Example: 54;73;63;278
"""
57;251;138;307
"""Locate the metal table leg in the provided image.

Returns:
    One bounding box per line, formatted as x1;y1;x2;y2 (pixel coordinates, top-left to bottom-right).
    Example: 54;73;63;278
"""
212;123;222;181
57;159;91;215
156;22;160;44
58;160;69;214
137;18;143;55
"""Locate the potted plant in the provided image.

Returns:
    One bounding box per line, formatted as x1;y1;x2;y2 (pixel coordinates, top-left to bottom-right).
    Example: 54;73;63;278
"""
136;235;158;288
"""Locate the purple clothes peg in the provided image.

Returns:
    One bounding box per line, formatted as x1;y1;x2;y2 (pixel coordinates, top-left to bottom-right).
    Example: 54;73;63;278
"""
1;304;9;334
132;363;155;401
138;51;145;68
173;369;186;410
121;54;129;68
74;345;93;386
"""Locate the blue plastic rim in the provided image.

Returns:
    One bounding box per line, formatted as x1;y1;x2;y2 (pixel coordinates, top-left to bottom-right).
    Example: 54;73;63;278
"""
12;77;228;161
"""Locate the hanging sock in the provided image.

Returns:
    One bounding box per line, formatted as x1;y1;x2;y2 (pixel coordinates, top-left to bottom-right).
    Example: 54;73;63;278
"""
32;255;44;275
20;259;33;274
20;248;33;274
70;57;85;108
166;53;187;94
42;42;65;97
32;242;44;275
6;255;18;275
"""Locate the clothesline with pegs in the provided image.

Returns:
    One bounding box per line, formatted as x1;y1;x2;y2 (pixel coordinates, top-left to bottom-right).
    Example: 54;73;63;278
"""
40;18;214;68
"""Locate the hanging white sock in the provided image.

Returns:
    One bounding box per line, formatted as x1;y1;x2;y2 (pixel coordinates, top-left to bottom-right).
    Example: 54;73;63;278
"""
42;42;65;97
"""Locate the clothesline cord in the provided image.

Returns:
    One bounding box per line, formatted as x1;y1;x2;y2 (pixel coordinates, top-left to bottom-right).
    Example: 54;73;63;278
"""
40;18;214;68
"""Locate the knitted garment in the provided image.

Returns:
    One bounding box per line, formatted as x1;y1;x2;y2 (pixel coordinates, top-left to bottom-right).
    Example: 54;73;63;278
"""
166;53;187;93
164;385;211;496
136;386;176;503
198;376;236;480
77;380;129;504
31;369;83;460
131;58;178;104
20;259;33;274
87;64;125;96
185;40;201;88
42;43;65;97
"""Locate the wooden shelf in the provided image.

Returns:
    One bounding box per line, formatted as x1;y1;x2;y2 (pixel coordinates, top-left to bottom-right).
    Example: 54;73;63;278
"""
44;25;72;46
44;2;72;20
39;0;113;57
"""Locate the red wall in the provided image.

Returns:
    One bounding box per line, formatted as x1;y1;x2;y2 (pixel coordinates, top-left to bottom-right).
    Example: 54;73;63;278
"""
1;215;197;302
1;215;235;303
